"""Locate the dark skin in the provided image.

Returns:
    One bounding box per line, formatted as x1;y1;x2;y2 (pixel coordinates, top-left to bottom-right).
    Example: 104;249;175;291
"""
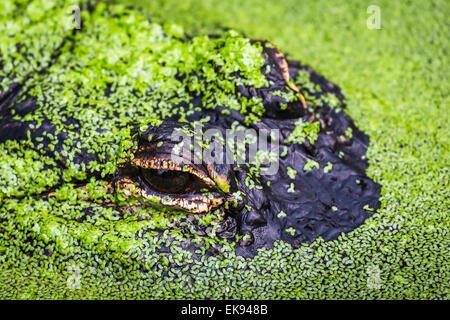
0;39;380;258
113;53;381;257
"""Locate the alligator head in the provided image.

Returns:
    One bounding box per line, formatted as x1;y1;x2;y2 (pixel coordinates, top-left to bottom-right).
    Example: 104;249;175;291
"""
110;52;381;257
0;6;380;258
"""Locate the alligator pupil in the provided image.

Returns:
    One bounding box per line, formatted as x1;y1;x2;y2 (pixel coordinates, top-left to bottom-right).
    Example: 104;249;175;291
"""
141;168;191;194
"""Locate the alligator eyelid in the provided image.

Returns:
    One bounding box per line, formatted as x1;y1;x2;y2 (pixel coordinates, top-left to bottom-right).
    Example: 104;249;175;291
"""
131;155;216;189
114;176;224;214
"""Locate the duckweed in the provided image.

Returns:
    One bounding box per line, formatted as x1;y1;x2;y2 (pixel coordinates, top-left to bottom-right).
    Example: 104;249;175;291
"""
0;0;448;300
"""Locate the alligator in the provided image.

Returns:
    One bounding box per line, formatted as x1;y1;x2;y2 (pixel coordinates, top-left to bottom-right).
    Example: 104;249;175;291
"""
0;1;380;259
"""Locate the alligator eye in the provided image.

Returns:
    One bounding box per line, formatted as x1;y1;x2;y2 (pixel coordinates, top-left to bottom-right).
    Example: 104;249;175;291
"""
115;165;227;213
141;168;192;194
114;123;236;213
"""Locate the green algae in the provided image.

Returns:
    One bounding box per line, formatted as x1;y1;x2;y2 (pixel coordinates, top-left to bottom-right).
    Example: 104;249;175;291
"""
286;166;297;180
0;0;83;91
323;161;333;173
285;118;320;145
0;0;449;300
303;159;320;172
0;140;61;201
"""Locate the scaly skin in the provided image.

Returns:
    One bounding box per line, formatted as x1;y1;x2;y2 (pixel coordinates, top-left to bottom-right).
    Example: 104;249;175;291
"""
0;1;380;259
